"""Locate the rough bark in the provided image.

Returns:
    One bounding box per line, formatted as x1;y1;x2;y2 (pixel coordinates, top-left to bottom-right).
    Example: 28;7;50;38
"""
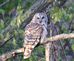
43;33;74;44
45;43;52;61
0;48;24;61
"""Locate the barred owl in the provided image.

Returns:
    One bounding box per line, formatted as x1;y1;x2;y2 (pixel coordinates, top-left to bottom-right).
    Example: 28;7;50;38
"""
23;13;48;59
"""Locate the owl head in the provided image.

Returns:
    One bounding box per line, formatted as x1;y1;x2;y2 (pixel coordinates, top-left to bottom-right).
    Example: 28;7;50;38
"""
31;13;48;27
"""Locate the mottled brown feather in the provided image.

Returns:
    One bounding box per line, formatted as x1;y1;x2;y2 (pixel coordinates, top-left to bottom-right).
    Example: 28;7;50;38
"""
23;23;43;59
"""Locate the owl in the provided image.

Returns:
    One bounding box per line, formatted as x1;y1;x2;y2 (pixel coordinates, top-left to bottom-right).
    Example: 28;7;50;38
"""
23;12;48;59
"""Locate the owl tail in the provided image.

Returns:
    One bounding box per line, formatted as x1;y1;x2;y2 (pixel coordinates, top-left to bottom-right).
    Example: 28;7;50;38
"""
24;44;34;59
23;39;39;59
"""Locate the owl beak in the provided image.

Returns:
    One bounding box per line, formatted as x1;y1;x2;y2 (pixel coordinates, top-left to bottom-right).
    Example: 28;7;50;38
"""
40;20;42;23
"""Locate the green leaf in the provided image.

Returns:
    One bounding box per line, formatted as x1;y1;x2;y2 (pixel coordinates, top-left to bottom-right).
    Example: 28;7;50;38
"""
0;20;4;30
0;9;5;14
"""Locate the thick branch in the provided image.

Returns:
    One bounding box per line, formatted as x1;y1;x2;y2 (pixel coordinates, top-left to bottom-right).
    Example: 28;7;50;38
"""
0;48;24;61
0;33;74;61
43;33;74;44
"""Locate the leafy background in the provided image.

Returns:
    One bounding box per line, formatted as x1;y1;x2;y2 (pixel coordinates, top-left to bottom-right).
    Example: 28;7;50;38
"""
0;0;74;61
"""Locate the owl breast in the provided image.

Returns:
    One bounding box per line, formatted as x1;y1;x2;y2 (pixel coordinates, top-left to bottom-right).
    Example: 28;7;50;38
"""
25;23;43;40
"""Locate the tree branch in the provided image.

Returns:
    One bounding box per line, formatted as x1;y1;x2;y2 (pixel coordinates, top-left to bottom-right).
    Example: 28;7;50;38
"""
0;33;74;61
0;48;24;61
43;33;74;44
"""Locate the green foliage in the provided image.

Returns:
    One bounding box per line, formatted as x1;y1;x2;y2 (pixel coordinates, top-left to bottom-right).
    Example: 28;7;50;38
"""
26;1;32;9
0;34;4;40
0;9;5;14
50;7;64;23
0;20;4;30
1;0;16;12
50;6;74;23
0;0;74;61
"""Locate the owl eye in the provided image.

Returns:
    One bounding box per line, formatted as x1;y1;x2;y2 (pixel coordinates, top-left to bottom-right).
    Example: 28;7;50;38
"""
37;17;39;19
42;16;44;19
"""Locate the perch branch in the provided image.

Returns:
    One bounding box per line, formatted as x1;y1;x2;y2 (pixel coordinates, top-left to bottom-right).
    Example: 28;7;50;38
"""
45;43;52;61
0;33;74;61
0;48;24;61
42;33;74;44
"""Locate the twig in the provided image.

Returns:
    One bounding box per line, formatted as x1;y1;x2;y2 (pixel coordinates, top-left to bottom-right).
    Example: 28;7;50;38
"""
0;35;14;48
0;0;9;7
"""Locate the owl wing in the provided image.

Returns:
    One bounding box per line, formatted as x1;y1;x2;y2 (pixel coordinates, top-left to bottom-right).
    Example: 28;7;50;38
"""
23;23;43;59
